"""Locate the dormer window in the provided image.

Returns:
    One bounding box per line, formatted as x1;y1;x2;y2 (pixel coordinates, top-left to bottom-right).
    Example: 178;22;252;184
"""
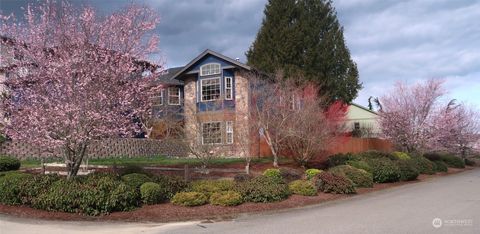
200;63;221;76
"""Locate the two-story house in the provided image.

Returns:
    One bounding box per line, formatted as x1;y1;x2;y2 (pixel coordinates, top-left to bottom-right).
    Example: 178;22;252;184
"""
154;49;252;157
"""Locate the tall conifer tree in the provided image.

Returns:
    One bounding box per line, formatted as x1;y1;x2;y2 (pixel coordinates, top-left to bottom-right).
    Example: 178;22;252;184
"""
247;0;362;103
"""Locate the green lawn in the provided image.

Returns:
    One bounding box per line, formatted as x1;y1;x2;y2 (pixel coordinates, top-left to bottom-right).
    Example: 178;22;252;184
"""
20;156;288;168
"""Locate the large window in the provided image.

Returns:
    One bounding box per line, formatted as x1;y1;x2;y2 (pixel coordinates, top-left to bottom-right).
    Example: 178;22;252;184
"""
168;87;180;105
202;122;222;144
225;76;233;100
200;77;221;102
226;121;234;144
152;89;163;106
200;63;221;76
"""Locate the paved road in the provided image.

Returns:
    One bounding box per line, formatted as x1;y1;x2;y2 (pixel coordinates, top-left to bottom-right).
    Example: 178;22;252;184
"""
1;169;479;234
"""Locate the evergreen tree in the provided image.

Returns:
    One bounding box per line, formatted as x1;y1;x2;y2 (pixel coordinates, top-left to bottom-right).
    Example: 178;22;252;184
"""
247;0;362;103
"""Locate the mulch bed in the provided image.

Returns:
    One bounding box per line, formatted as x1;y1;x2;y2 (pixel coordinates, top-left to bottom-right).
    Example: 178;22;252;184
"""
0;167;474;223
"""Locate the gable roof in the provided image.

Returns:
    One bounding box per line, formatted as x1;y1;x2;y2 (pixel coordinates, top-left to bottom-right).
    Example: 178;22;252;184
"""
170;49;251;80
156;66;184;85
350;103;378;115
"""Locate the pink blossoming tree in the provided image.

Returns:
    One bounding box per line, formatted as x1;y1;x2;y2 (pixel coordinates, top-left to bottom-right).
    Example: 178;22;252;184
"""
0;0;162;178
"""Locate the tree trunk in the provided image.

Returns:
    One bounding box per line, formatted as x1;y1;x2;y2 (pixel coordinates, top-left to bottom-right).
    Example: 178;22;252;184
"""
263;131;279;167
65;142;88;179
245;160;251;174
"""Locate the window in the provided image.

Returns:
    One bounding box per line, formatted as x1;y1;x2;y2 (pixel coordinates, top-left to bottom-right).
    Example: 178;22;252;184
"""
168;87;180;105
152;89;163;106
225;77;233;100
202;122;222;144
226;121;234;144
200;77;221;102
200;63;221;76
354;122;360;130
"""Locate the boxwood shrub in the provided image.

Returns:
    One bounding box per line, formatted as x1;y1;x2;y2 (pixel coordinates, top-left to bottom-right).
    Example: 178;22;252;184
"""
0;156;21;172
368;158;401;183
314;172;356;194
235;175;290;203
140;182;164;205
433;160;448;172
288;180;317;196
121;173;153;189
171;192;208;206
396;160;419;181
329;165;373;188
209;191;243;206
305;169;323;180
190;179;234;197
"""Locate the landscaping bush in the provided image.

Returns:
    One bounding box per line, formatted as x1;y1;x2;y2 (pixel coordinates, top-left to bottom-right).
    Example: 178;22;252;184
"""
140;182;164;205
235;176;290;203
263;168;282;182
368;158;401;183
410;156;436;175
190;179;234;197
19;174;60;205
121;173;153;189
329;165;373;188
288;180;317;196
465;158;476;166
423;152;442;161
434;160;448;172
209;191;243;206
396;160;419;181
327;153;354;167
0;156;21;172
279;168;303;183
171;192;208;206
439;154;465;168
154;175;188;199
0;172;33;205
305;168;323;180
346;160;372;173
313;172;356;194
233;173;253;182
392;151;411;160
119;165;149;176
358;150;397;161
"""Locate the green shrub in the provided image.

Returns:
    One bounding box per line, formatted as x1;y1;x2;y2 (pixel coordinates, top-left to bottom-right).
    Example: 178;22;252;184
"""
0;172;33;205
288;180;317;196
121;173;153;189
154;175;188;199
329;165;373;188
314;172;355;194
465;158;476;166
235;176;290;203
439;154;465;168
20;174;60;205
0;134;6;144
263;168;282;182
346;160;372;173
434;160;448;172
392;151;411;160
119;165;149;176
279;168;303;182
423;152;442;161
305;169;323;180
171;192;207;206
233;173;253;182
368;158;401;183
209;191;243;206
410;156;436;175
327;153;354;167
0;156;21;172
396;160;419;181
140;182;164;205
358;150;397;161
190;179;234;197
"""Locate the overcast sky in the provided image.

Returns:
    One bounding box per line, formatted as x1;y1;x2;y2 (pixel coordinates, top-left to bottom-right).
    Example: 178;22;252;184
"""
1;0;479;107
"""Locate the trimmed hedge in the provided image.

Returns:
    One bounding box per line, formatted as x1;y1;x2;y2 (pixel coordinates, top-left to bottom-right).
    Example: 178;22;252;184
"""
154;175;188;199
190;179;234;197
140;182;164;205
0;156;21;172
434;160;448;172
329;165;373;188
235;176;290;203
397;160;419;181
392;151;411;160
121;173;153;189
411;156;436;175
209;191;243;206
171;192;207;206
314;172;356;194
305;169;323;180
368;158;401;183
346;160;372;173
288;180;317;196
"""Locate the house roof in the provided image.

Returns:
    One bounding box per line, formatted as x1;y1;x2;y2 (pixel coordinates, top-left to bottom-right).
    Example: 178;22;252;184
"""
170;49;251;80
156;66;184;85
350;103;378;115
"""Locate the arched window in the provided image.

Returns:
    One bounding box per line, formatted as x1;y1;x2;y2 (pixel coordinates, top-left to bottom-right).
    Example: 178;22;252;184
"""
200;63;221;76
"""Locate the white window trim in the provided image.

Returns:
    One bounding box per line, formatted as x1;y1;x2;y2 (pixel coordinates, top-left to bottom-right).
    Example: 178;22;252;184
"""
151;89;163;106
201;121;223;145
226;121;234;144
168;87;181;105
200;77;221;102
225;76;233;100
200;63;221;76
